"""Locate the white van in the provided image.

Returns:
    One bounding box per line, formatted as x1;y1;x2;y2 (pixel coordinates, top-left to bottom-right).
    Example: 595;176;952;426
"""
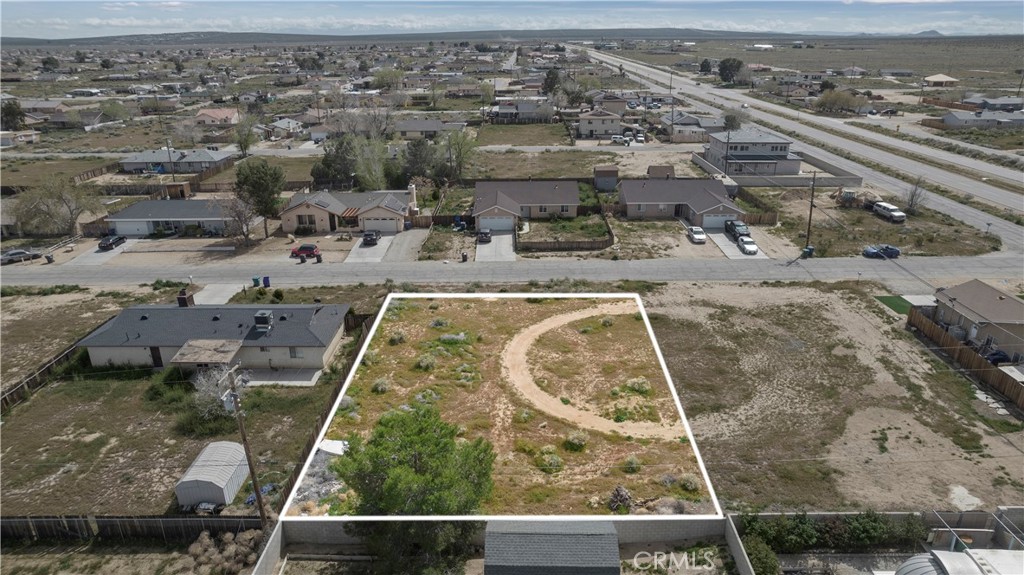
610;135;627;145
873;202;907;223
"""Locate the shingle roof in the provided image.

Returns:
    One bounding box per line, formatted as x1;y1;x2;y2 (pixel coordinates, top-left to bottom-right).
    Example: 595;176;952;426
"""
396;119;443;132
935;280;1024;325
485;521;619;571
79;304;349;349
177;441;246;487
708;128;790;145
473;181;579;216
620;179;741;214
580;108;621;119
195;108;238;120
282;191;410;217
105;199;226;221
358;192;409;216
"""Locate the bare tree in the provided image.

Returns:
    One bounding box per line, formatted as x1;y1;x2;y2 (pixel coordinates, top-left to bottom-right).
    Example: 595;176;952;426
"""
364;99;396;139
14;175;102;236
903;175;927;215
190;365;244;420
220;196;257;247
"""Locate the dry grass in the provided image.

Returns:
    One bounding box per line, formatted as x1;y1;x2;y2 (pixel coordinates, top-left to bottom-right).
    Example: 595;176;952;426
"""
466;149;616;179
0;156;115;187
203;156;319;184
475;123;570;146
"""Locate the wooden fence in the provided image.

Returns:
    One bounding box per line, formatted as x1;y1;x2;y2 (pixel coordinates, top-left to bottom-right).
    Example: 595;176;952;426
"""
922;97;977;111
1;342;87;413
197;180;311;194
739;212;780;226
907;307;1024;409
920;118;948;130
71;162;121;185
0;515;262;544
409;214;474;228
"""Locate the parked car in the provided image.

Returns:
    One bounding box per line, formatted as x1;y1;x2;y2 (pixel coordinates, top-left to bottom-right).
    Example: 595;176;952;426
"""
362;230;382;246
737;236;759;255
724;220;750;241
634;133;646;143
477;228;492;243
863;244;901;259
879;108;898;116
648;102;661;109
290;243;321;258
985;350;1012;366
610;135;627;145
686;226;707;244
193;502;225;516
873;202;907;223
0;249;42;265
98;235;127;251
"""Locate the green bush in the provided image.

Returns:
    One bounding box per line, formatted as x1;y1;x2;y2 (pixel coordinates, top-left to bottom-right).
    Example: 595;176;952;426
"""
173;400;235;438
536;453;564;474
371;378;390;394
416;354;436;371
622;455;642;474
744;536;780;575
563;431;588;452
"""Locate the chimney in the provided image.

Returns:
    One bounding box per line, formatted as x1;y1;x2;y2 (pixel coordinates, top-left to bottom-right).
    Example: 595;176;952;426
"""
408;183;418;213
176;288;195;307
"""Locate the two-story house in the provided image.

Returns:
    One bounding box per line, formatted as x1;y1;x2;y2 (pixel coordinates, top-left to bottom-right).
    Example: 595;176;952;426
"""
703;129;801;176
577;108;622;139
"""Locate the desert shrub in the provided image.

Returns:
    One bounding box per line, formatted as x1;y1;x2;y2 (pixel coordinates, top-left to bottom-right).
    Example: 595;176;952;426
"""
622;455;642;474
415;354;436;371
430;318;450;328
680;473;701;492
540;444;556;455
515;408;533;423
388;331;406;345
625;376;651;395
371;378;390;394
744;536;780;575
272;289;284;301
362;349;380;366
580;326;594;334
563;430;588;452
536;453;564;474
514;438;537;455
601;316;615;327
439;332;467;344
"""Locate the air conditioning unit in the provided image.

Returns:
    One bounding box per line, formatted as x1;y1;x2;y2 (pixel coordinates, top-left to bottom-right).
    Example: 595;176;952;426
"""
254;310;274;332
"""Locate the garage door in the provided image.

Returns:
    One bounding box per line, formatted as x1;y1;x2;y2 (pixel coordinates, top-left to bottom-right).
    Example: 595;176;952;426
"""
700;214;734;230
114;222;150;236
361;217;400;233
477;216;515;231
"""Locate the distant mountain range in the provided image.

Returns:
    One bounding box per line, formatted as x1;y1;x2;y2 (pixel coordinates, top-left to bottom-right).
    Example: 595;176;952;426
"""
0;27;974;48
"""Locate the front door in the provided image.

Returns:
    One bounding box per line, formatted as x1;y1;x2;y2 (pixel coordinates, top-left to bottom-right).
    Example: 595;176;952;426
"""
150;346;163;368
329;214;337;232
520;206;530;218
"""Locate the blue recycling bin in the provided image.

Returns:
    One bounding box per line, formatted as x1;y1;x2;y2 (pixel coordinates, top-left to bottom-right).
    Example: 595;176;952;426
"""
262;276;270;288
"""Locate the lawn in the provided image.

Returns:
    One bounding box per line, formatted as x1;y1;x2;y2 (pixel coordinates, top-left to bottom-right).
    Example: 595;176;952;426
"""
204;155;319;184
467;149;616;180
0;156;114;187
475;123;569;146
875;295;912;315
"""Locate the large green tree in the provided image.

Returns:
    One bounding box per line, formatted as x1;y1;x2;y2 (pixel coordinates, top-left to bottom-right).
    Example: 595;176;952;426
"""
1;100;26;131
443;131;476;183
14;175;101;236
234;115;258;157
403;138;437;181
718;58;744;83
331;405;494;573
542;68;561;95
699;58;713;74
234;158;285;239
41;56;59;71
311;134;359;188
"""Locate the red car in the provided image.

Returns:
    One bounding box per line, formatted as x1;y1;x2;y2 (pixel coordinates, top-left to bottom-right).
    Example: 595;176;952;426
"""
290;243;320;258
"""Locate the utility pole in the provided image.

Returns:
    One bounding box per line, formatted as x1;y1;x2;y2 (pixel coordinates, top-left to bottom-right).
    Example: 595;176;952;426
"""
166;138;177;182
223;365;268;527
805;171;817;249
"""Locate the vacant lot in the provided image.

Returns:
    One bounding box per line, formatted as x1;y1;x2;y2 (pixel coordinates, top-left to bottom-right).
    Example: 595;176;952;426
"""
29;121;186;154
466;149;616;179
418;226;477;261
646;281;1023;511
745;187;1003;257
0;156;114;187
203;155;319;184
314;297;712;516
475;123;569;146
522;214;609;242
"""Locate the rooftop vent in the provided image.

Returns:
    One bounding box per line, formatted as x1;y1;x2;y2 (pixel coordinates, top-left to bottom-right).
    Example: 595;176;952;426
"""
140;314;148;320
254;310;274;333
212;314;221;321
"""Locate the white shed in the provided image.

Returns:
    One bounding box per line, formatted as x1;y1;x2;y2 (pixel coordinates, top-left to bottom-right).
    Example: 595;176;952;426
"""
175;441;249;507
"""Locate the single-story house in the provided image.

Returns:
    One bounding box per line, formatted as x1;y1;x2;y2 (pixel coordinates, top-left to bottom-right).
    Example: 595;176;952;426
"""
175;441;248;507
0;130;41;147
619;178;744;229
395;119;464;140
660;111;725;143
473;181;580;231
879;69;915;77
270;118;304;138
941;111;1024;129
593;165;619;192
104;199;243;236
120;148;234;174
484;521;619;575
577;108;622;139
78;301;350;370
933;279;1024;358
924;74;959;87
195;108;240;125
280;189;413;234
961;96;1023;112
838;66;868;77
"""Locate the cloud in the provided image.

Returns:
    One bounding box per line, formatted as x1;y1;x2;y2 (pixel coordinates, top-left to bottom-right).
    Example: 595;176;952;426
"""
101;2;140;11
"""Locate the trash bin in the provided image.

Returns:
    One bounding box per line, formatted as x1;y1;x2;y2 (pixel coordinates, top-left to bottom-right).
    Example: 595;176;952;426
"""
404;220;413;231
299;255;306;263
801;246;815;259
262;276;270;288
461;251;468;262
315;254;322;263
45;254;54;264
252;276;261;287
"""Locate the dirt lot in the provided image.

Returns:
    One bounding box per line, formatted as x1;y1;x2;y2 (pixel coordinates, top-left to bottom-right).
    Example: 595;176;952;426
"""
418;226;479;261
313;296;713;516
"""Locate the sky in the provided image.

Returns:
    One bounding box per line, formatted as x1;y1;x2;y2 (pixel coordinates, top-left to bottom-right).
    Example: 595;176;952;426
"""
1;1;1021;40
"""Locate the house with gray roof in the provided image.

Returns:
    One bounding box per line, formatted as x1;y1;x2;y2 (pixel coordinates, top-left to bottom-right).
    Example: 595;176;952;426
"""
120;147;234;174
395;119;464;140
484;521;619;575
619;178;743;229
941;110;1024;129
104;199;248;236
78;301;350;371
933;279;1024;358
473;181;579;231
960;96;1023;112
660;111;726;142
280;189;413;234
703;129;801;176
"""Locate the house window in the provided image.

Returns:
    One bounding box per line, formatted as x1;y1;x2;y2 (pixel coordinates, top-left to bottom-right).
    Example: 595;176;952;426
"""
289;347;303;359
539;205;547;213
560;205;569;213
658;204;667;212
297;214;315;227
260;346;270;352
637;204;645;212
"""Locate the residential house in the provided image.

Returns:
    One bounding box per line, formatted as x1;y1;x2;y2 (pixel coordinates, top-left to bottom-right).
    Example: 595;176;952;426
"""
924;74;959;87
77;300;350;371
195;108;240;126
577;108;622;139
592;93;628;116
395;119;465;140
660;111;725;143
703;129;801;176
473;181;580;231
279;189;413;234
16;99;71;116
647;165;676;179
104;199;246;236
0;130;41;147
933;279;1024;358
941;110;1024;129
120;148;234;174
838;66;868;77
962;96;1023;112
270;118;304;138
593;165;619;192
879;68;915;77
619;178;744;229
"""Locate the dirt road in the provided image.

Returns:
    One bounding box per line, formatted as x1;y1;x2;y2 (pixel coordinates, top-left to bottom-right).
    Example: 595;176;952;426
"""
501;299;682;440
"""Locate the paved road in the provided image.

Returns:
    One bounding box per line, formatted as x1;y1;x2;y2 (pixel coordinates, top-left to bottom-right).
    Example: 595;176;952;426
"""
584;50;1024;206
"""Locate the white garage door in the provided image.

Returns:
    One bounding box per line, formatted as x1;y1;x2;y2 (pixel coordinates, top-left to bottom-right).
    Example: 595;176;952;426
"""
700;214;734;230
477;216;515;231
361;217;400;233
113;221;150;236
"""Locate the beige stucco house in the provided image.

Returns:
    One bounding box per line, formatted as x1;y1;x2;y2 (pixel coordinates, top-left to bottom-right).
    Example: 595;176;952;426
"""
619;179;744;229
933;280;1024;358
577;108;622;139
280;189;413;234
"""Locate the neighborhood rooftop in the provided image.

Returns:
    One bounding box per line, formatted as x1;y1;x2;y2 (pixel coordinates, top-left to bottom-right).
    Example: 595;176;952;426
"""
105;199;227;221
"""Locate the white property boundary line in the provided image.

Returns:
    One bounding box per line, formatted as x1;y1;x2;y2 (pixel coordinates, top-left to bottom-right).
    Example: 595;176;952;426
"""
280;292;723;520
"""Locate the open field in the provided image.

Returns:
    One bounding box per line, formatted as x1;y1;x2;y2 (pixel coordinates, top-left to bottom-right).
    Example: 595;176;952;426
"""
202;155;319;184
521;214;609;242
0;156;115;187
745;186;1003;257
310;296;713;516
27;120;193;154
466;149;616;179
475;123;569;146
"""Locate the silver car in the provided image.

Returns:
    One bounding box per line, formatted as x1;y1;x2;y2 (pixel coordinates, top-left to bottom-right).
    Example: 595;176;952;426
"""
737;236;759;255
687;226;707;244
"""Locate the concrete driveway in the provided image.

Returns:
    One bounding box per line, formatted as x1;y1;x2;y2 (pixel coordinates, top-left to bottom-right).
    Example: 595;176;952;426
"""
193;283;242;305
709;233;770;260
64;239;138;266
475;231;516;262
344;234;395;263
383;228;428;263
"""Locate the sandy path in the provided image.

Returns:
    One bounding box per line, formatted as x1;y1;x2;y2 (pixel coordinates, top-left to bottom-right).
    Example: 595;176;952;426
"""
500;300;680;440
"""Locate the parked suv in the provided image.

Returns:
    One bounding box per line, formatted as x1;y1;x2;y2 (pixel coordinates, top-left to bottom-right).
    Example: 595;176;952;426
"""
362;230;382;246
873;202;907;223
477;228;492;243
610;135;627;145
724;220;750;241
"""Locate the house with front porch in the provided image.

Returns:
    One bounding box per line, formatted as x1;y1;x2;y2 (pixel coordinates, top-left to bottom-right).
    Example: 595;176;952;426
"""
104;199;249;236
279;189;413;234
472;181;580;231
619;179;744;229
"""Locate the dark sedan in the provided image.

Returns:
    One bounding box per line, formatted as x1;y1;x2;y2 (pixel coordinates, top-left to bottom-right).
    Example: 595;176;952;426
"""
98;235;128;250
863;244;901;259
